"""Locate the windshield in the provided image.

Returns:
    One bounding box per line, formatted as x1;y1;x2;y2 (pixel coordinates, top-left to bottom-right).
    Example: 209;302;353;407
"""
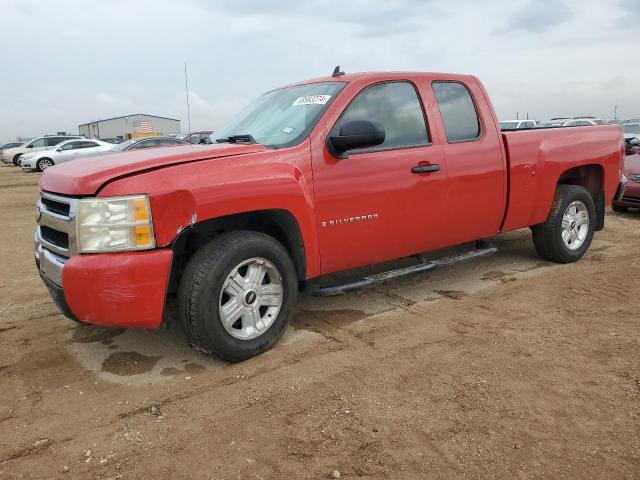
212;81;346;148
109;139;138;152
623;124;640;134
500;121;520;129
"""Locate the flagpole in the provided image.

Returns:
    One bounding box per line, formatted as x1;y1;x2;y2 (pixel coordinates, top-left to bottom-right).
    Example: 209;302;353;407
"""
184;62;192;138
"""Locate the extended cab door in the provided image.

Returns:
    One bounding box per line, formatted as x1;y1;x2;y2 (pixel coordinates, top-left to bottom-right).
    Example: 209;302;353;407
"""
311;80;449;275
430;80;507;244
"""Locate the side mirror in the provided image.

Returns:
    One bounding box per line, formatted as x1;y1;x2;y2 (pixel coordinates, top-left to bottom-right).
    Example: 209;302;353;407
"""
328;120;385;159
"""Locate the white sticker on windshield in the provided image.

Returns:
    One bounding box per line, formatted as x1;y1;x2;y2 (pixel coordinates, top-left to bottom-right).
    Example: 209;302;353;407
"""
292;95;331;106
282;126;295;134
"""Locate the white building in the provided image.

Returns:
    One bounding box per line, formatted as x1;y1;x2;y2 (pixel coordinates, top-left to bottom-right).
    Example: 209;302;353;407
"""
79;113;180;140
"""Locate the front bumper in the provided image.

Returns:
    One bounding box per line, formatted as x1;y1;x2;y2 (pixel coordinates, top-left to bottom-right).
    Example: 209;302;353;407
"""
36;238;173;329
613;176;640;208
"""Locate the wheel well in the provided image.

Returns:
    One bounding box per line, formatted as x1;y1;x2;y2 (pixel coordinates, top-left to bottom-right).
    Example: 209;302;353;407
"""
168;209;306;292
557;164;605;230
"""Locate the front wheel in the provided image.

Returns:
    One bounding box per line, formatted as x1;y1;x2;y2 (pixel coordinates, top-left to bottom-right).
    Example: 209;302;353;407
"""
36;158;54;172
531;185;596;263
178;231;298;362
12;154;22;166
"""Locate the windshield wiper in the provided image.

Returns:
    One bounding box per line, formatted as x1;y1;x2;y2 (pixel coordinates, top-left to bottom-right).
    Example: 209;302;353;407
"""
215;134;257;144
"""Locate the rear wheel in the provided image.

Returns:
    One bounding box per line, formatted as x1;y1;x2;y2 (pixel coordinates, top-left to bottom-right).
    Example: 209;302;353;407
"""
531;185;596;263
36;158;54;172
178;231;298;362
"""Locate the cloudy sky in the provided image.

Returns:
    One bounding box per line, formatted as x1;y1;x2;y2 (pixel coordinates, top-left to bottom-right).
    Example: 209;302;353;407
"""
0;0;638;141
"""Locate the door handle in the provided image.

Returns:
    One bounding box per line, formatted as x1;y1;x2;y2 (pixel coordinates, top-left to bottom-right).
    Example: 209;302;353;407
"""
411;164;440;174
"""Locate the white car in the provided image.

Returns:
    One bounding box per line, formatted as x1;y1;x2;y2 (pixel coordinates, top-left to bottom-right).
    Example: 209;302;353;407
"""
623;123;640;141
499;120;537;130
562;118;605;127
20;139;113;171
0;135;81;165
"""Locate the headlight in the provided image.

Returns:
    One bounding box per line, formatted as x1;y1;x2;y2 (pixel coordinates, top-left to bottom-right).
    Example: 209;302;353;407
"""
21;153;35;160
77;195;155;253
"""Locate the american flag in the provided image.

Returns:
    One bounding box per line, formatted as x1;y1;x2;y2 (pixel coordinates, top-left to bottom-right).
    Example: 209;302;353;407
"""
133;120;153;133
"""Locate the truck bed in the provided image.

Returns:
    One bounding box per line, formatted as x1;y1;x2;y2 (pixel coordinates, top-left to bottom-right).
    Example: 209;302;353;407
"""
500;125;624;232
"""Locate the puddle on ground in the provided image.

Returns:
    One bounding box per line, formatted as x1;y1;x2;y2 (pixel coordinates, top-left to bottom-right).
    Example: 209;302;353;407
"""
71;327;126;344
481;271;506;280
101;351;162;376
292;309;371;333
434;290;468;300
160;362;206;377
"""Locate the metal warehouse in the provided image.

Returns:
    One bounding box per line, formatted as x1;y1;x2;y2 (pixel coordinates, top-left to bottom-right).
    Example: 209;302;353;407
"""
78;113;180;141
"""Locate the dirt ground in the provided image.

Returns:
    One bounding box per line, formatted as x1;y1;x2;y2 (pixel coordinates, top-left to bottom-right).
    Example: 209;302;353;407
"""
1;163;639;480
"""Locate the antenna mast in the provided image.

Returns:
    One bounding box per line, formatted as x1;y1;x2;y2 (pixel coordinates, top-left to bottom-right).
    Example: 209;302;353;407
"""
184;62;192;137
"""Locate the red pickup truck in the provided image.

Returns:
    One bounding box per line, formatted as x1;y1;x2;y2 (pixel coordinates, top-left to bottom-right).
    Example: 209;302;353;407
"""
35;71;624;361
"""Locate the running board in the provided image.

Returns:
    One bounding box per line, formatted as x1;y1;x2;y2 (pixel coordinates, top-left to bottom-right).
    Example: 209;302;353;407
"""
305;243;497;297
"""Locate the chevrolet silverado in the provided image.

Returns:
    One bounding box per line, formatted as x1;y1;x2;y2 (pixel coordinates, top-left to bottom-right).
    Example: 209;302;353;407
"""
35;70;625;361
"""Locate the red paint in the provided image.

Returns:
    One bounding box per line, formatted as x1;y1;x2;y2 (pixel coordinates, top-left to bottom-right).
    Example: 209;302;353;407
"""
41;71;625;329
62;249;172;328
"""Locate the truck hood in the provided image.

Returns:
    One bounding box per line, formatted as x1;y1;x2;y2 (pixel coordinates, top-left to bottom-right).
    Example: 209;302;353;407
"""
39;143;268;195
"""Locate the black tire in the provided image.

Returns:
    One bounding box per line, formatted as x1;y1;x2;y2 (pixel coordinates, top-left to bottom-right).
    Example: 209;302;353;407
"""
36;158;54;172
12;154;21;166
531;185;596;263
178;231;298;362
611;203;628;213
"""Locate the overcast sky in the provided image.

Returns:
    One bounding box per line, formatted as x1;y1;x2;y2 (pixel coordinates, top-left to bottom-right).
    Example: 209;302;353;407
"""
0;0;638;141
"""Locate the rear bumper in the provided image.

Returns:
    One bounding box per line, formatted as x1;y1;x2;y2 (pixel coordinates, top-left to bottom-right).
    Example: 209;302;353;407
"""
613;178;640;208
37;247;173;329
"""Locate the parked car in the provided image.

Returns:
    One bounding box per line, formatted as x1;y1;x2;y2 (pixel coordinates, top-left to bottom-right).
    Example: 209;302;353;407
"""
499;120;537;130
106;136;187;152
623;122;640;141
181;131;214;144
0;135;82;166
19;139;113;171
563;118;606;127
0;142;24;150
613;145;640;212
0;141;27;160
535;120;566;128
623;124;640;155
35;70;623;362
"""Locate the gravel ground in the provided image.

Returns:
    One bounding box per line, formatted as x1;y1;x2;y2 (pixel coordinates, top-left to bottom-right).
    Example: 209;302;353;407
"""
0;163;639;479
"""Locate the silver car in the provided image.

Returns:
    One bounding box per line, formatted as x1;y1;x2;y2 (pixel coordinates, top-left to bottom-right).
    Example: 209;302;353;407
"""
20;139;113;171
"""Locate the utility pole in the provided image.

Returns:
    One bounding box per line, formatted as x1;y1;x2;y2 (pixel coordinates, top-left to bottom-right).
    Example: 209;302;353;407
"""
184;62;192;137
614;105;618;122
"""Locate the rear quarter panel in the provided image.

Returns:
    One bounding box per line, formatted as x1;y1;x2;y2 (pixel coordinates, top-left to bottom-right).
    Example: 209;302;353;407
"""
501;125;624;231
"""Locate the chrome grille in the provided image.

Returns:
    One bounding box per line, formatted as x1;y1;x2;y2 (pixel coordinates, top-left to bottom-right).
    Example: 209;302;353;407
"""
35;192;80;286
630;174;640;184
36;192;79;257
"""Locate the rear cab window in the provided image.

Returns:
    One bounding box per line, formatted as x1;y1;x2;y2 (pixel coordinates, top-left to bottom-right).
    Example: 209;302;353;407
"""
432;81;481;142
